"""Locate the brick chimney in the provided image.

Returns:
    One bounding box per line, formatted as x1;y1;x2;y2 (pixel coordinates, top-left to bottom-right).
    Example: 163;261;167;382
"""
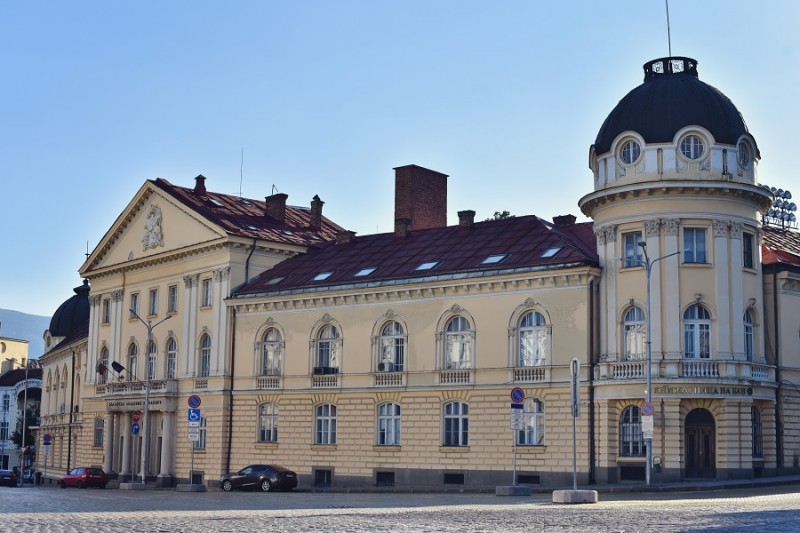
336;230;356;245
553;214;577;226
265;193;288;223
194;174;207;196
394;164;448;231
310;195;324;228
458;210;475;228
395;218;412;238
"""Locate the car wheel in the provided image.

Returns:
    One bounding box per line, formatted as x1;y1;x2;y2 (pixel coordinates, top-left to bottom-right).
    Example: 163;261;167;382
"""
60;481;66;489
221;480;233;492
260;479;272;492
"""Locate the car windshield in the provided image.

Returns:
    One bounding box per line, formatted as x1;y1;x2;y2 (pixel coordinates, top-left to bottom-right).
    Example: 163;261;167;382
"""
88;469;103;475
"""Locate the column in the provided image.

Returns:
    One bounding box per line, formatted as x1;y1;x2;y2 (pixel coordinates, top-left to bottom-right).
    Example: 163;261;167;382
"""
644;220;662;358
159;411;174;477
599;225;618;360
729;223;745;357
713;220;732;358
662;219;681;358
213;267;230;374
182;274;198;378
103;413;114;473
111;289;124;366
87;295;100;383
120;421;131;477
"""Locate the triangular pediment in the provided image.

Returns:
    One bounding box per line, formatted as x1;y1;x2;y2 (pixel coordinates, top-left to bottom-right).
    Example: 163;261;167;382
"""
80;181;227;276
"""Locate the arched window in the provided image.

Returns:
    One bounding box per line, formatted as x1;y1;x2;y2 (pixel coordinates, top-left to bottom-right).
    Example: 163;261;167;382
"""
377;402;401;445
199;334;212;377
147;339;157;380
443;401;469;447
166;338;177;379
99;347;109;385
315;325;340;371
378;321;405;372
261;328;283;376
623;306;646;361
258;403;278;443
684;304;711;358
315;404;337;445
751;406;763;458
445;317;473;370
127;343;138;381
517;398;544;445
620;405;644;457
518;311;548;367
744;311;754;362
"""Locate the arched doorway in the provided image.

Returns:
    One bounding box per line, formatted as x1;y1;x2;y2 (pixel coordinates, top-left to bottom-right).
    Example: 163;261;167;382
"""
685;408;716;478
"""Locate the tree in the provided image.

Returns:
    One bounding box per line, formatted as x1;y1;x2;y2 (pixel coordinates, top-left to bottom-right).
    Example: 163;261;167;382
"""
484;210;514;221
11;406;38;448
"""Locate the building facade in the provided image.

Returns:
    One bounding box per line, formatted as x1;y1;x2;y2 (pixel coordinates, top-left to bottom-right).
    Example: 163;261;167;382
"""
36;56;800;488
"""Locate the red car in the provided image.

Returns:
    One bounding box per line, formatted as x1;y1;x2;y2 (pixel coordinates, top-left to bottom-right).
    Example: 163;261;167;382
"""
60;467;108;489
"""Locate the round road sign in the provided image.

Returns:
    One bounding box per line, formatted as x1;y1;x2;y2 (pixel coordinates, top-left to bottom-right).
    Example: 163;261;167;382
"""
188;394;202;408
510;387;525;403
642;402;654;416
132;411;141;422
132;422;140;435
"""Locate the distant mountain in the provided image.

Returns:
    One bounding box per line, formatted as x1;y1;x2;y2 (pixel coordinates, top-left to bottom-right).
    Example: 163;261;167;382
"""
0;309;50;358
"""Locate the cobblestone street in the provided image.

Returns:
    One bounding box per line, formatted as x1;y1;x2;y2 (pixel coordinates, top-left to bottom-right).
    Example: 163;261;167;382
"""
2;483;800;532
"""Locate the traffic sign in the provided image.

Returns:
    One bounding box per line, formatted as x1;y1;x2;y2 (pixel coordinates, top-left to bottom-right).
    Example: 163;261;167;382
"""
43;434;52;445
43;444;51;457
187;426;200;434
187;432;200;441
188;420;200;428
642;402;654;416
510;403;524;430
188;408;201;422
132;411;141;422
188;395;202;408
132;422;140;435
510;387;525;404
642;414;654;439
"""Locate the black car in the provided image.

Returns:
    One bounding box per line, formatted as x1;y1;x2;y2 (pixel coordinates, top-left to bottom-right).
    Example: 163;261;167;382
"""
0;470;17;487
220;464;298;492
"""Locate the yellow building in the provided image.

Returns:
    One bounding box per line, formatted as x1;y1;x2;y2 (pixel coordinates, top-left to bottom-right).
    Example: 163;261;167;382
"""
37;55;800;489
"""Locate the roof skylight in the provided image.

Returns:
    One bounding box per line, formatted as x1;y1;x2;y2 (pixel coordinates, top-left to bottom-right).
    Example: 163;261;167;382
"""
541;247;561;258
313;272;333;281
267;277;284;285
209;198;225;207
481;254;507;265
237;198;253;206
355;267;377;277
415;261;440;271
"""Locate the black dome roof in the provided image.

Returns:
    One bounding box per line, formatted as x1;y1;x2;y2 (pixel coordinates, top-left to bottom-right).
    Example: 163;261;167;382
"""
593;57;755;156
49;279;90;337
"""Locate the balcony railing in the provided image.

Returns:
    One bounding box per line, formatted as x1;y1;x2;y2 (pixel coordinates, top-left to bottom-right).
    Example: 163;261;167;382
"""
312;374;340;388
514;366;547;382
374;371;404;387
596;359;775;383
438;370;472;385
94;379;178;396
257;376;282;389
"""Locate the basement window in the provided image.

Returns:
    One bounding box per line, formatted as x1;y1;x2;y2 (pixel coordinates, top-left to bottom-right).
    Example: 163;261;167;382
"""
481;254;507;265
355;267;377;277
313;272;333;281
540;247;561;258
415;261;439;271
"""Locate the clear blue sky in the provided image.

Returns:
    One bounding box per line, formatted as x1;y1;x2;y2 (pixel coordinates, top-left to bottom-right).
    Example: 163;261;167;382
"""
2;1;798;317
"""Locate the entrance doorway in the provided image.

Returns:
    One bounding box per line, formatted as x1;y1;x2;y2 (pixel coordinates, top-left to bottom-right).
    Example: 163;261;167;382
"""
685;408;716;478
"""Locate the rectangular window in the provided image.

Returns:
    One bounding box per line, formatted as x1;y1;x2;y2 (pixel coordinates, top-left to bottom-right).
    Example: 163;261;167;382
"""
258;403;278;443
193;417;207;450
684;228;707;263
167;285;178;313
93;419;104;447
743;232;754;269
623;232;643;268
201;279;212;307
148;288;158;316
0;421;8;441
2;394;9;411
315;404;337;445
130;293;140;319
102;299;110;324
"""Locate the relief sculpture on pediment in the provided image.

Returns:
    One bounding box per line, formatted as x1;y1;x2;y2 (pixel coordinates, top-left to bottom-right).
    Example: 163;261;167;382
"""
142;204;164;250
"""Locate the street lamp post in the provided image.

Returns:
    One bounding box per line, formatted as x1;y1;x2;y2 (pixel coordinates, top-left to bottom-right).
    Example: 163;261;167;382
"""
129;310;172;486
638;242;680;487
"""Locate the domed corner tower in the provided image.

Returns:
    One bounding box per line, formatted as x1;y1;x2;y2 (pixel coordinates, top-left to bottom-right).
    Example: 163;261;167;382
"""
44;279;90;353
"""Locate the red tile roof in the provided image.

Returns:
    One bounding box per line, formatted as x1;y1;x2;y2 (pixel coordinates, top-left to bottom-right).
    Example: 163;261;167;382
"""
762;226;800;269
152;178;344;246
234;215;598;297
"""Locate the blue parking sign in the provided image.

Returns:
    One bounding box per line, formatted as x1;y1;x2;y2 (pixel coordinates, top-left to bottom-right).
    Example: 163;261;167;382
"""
188;408;201;422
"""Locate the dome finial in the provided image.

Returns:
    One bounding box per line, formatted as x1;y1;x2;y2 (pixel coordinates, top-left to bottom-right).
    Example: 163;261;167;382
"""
643;57;698;81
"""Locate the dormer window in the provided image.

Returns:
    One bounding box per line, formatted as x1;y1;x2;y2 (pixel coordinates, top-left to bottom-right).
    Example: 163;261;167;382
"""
415;261;439;271
738;141;751;168
619;139;641;165
355;267;376;277
540;247;561;258
481;254;507;265
680;134;705;160
313;272;333;281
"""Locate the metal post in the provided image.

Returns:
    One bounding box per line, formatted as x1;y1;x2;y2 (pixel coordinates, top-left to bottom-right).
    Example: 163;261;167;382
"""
130;310;171;486
638;243;680;487
512;434;517;486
